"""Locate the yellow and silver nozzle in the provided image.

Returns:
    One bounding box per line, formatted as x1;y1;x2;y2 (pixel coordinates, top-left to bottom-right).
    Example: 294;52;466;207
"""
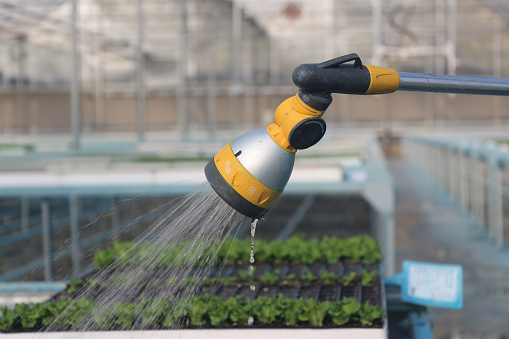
205;92;327;219
205;128;294;219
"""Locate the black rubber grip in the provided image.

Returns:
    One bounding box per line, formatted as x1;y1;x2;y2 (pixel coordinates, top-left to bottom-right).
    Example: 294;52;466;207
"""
292;54;371;95
205;158;268;219
293;63;370;95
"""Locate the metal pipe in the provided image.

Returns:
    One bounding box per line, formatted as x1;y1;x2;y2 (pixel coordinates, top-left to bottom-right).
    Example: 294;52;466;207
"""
136;0;146;142
69;195;81;276
111;197;120;241
21;197;29;233
41;199;53;281
494;166;504;249
398;72;509;96
70;0;81;151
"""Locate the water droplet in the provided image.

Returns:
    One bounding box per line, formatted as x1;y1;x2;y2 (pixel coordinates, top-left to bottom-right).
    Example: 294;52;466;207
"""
249;218;258;265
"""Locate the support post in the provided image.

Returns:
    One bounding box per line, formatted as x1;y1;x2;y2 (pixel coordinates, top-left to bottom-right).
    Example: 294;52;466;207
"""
21;197;29;233
136;0;146;141
363;139;395;277
478;157;485;228
71;0;81;151
206;3;217;139
495;165;504;249
111;197;120;241
178;0;188;138
41;199;53;281
69;195;81;276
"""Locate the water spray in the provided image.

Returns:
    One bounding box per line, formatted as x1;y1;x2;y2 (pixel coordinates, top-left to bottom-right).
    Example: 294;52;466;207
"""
205;53;509;219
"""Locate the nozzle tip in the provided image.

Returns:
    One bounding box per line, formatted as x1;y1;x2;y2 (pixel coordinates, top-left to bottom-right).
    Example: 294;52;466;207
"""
205;158;268;219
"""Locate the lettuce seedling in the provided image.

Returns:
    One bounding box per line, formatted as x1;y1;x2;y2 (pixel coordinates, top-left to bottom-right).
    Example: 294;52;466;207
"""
140;298;166;327
253;297;281;324
114;303;142;329
319;270;338;285
285;273;296;281
359;302;384;326
209;297;231;326
203;277;216;285
66;278;85;295
301;268;317;283
219;276;238;285
260;271;279;285
276;295;299;326
308;301;330;326
162;301;186;328
185;277;200;286
229;296;252;326
0;305;19;332
342;271;358;286
238;267;255;281
188;296;210;326
361;269;379;286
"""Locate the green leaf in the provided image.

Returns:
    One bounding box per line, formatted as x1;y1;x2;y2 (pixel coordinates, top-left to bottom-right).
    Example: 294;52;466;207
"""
260;271;280;285
238;267;255;281
359;302;384;326
253;297;281;324
209;296;231;326
0;305;20;332
219;276;238;285
229;296;251;326
361;269;379;286
308;301;329;326
162;301;186;328
342;271;358;286
140;298;166;327
319;270;338;284
342;298;361;316
188;296;210;326
301;268;317;283
67;278;85;295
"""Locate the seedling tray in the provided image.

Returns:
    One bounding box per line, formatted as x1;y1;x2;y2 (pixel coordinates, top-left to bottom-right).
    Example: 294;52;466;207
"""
1;234;387;337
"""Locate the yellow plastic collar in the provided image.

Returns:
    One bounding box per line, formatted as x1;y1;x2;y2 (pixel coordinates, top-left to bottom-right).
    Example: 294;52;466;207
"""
365;65;400;94
213;142;282;209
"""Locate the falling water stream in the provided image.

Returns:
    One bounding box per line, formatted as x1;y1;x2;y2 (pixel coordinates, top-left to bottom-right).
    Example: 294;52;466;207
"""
43;183;246;335
249;218;258;292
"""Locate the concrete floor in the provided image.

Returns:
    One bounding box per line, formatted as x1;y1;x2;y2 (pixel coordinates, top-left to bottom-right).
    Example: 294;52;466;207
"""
389;157;509;339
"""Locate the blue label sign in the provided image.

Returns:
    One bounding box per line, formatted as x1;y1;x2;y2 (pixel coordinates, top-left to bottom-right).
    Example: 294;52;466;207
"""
401;260;463;309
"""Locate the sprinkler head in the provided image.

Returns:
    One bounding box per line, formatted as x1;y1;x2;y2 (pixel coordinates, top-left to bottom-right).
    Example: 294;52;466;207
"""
205;128;295;219
205;89;328;219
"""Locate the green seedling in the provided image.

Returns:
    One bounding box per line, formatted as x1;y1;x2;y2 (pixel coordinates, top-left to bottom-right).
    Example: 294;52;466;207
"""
94;235;382;269
319;270;338;285
1;294;386;331
185;277;200;286
359;302;384;326
203;277;216;285
301;268;317;283
66;278;85;295
238;267;255;281
219;276;238;285
328;297;361;325
361;269;379;286
260;270;280;285
342;271;358;286
284;273;296;281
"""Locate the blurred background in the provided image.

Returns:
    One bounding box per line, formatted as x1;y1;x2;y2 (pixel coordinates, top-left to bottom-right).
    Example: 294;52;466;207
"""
0;0;508;140
1;0;509;338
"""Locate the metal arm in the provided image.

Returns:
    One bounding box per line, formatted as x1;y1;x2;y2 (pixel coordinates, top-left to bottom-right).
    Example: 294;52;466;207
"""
398;72;509;96
293;53;509;110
